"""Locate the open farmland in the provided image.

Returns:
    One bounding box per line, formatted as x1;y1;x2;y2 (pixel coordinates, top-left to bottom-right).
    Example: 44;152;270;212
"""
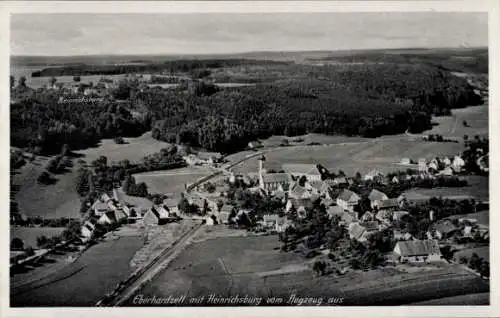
11;230;143;306
404;175;489;202
132;233;488;306
133;167;212;195
425;104;488;138
10;227;66;249
449;210;489;226
230;138;462;176
12;156;81;219
454;246;490;262
74;131;173;164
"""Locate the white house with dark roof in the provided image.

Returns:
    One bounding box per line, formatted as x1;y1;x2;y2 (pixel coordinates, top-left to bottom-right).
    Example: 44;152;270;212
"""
282;164;322;182
337;189;360;212
368;189;389;209
393;239;441;262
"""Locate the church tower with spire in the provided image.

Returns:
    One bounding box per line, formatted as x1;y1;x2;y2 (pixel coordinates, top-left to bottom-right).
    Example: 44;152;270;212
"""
258;155;266;189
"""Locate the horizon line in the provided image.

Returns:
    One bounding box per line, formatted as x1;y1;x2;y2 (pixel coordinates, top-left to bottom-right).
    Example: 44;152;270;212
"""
11;45;488;58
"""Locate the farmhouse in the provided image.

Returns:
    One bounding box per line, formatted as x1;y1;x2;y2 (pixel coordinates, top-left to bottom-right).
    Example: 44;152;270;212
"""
348;222;379;243
336;189;360;212
80;220;96;243
97;211;118;225
397;192;430;207
282;164;322;182
369;189;389;208
452;156;465;172
374;199;399;211
393;239;441;262
143;205;170;226
432;220;459;240
92;201;109;217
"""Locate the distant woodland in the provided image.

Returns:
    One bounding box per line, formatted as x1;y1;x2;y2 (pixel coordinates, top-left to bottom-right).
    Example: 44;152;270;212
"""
11;51;485;155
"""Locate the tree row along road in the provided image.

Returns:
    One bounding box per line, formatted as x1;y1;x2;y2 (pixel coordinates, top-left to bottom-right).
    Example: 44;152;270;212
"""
105;224;203;306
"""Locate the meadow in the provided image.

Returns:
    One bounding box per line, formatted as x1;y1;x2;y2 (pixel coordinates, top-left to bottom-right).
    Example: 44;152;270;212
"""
11;232;143;306
405;176;489;202
133;167;212;195
10;227;66;249
454;246;490;262
425;105;489;138
134;233;489;306
230;138;463;176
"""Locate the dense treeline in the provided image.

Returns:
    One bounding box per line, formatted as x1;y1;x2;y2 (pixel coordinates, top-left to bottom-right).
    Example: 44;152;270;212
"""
148;63;480;152
10;91;149;154
31;59;290;77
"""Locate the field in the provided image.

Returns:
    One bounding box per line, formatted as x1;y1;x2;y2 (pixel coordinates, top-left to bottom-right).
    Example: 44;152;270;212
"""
404;175;489;202
12;156;81;219
449;210;489;226
11;228;144;306
231;138;463;176
133;166;212;195
425;105;489;138
132;232;489;306
454;246;490;262
74;131;173;164
10;227;66;249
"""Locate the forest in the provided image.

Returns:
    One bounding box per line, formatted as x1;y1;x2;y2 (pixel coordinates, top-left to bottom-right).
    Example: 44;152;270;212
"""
12;59;483;155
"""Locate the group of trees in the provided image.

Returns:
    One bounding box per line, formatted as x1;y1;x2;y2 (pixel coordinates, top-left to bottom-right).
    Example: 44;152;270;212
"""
459;253;490;278
11;92;149;155
122;175;148;197
145;63;480;153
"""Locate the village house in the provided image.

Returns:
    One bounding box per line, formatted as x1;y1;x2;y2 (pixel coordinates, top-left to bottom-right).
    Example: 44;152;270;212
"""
418;158;428;173
400;158;411;165
143;205;171;226
97;210;119;225
288;182;311;199
397;192;430;207
393;211;410;222
285;198;314;214
393;239;441;263
439;166;455;176
261;214;280;229
363;169;384;181
368;189;389;209
348;222;379;244
326;206;344;220
393;230;413;241
248;140;263;149
375;209;394;223
92;201;109;217
205;215;217;226
431;220;459;240
282;164;322;182
80;220;96;243
336;189;360;212
374;199;399;211
360;211;375;222
452;156;465;172
442;157;452;166
333;176;348;186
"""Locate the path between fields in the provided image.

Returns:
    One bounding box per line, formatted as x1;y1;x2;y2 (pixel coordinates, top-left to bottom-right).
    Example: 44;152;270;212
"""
109;224;203;306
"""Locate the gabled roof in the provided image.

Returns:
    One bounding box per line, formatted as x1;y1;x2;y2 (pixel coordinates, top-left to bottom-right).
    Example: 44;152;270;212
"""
93;201;109;212
262;173;291;184
369;189;389;202
326;206;344;218
377;199;399;209
349;223;366;240
394;239;441;257
308;180;324;191
362;221;379;231
282;164;320;176
289;182;307;198
433;220;458;235
337;189;360;202
149;206;169;220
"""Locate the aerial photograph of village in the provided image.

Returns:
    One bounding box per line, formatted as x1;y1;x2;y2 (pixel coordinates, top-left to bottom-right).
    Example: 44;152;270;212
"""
9;11;490;307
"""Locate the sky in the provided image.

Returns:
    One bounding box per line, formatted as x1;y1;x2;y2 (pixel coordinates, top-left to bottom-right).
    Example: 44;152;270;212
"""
11;12;488;56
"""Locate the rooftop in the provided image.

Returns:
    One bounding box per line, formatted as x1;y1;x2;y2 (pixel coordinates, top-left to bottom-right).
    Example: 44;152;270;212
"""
262;173;291;184
395;239;441;257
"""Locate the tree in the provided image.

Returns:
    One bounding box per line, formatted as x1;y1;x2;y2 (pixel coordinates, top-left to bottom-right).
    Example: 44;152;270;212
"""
37;235;49;248
479;260;489;278
18;76;26;87
25;246;35;256
73;76;81;82
468;253;481;270
10;75;15;89
11;238;24;250
298;175;307;187
37;171;54;185
312;260;326;276
114;137;125;144
462;120;468;127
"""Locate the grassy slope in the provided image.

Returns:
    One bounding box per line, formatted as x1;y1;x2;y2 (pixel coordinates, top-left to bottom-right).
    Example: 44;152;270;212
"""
10;227;66;248
135;234;488;306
